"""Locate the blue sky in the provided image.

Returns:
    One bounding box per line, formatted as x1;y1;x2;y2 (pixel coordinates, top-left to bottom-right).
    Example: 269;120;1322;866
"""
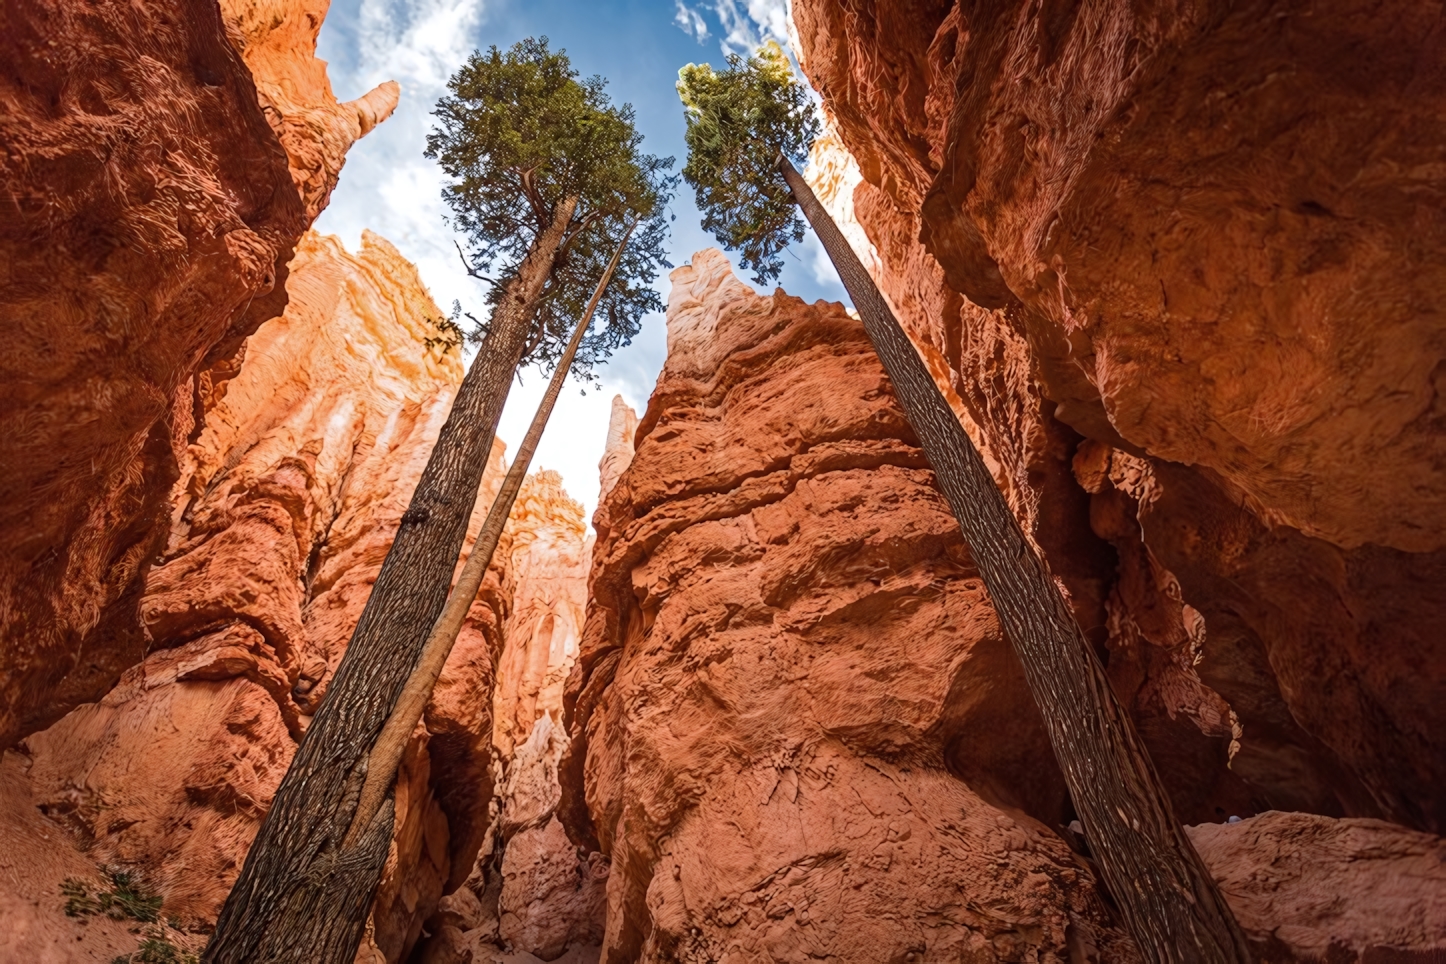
312;0;847;520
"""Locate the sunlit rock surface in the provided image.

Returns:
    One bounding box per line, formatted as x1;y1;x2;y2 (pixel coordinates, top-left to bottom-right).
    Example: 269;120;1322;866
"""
218;0;399;221
493;471;593;761
0;0;394;749
792;0;1446;836
598;395;641;503
417;472;603;964
7;232;506;961
560;250;1137;963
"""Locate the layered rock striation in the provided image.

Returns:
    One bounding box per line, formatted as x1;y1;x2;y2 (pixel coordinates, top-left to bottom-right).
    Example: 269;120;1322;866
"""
219;0;400;223
0;0;396;748
558;250;1446;962
792;0;1446;836
8;231;506;961
418;470;604;964
562;250;1136;962
493;471;595;762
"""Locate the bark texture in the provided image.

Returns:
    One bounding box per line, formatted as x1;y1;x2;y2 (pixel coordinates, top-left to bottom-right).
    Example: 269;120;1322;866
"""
791;0;1446;835
205;197;578;963
346;219;632;848
782;159;1250;962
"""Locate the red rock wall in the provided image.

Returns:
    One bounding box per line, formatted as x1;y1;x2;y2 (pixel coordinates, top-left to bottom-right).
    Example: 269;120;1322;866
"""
558;248;1446;962
563;250;1137;963
792;0;1446;836
417;471;605;964
492;471;594;762
0;0;396;748
1186;812;1446;961
8;232;507;961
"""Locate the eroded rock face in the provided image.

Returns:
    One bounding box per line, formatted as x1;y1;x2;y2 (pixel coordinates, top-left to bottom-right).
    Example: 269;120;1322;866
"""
489;476;604;961
417;471;603;964
792;0;1446;834
218;0;399;222
493;471;593;761
0;0;395;748
562;250;1135;963
13;232;507;959
794;0;1446;552
495;718;607;960
598;395;641;501
1186;812;1446;962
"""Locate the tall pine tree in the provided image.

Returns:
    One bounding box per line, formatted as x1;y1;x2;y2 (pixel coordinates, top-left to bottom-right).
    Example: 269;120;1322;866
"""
206;38;671;964
676;43;1251;964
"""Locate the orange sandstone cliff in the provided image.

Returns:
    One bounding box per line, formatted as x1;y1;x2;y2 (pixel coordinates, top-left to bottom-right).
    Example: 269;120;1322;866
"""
791;0;1446;838
3;2;1445;962
417;470;605;964
0;0;396;748
554;249;1446;962
561;250;1137;963
2;231;511;962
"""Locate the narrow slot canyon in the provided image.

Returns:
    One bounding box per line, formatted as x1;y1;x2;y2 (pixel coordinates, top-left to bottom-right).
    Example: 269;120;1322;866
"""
1;0;1443;962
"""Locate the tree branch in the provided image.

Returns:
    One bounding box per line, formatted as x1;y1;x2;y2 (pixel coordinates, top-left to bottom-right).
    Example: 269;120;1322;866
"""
518;168;550;234
557;208;606;263
454;240;496;286
522;321;546;361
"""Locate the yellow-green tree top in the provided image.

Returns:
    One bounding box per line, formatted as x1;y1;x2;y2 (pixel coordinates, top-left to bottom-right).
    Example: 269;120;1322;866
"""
678;42;820;285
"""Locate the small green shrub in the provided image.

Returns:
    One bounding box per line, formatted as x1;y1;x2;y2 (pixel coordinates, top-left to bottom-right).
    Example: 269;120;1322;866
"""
111;927;198;964
61;877;99;917
101;870;163;922
61;868;162;923
63;869;196;963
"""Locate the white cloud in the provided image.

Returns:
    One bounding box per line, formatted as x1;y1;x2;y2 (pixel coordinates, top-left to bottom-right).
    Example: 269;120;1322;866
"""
711;0;790;56
673;1;710;42
353;0;485;91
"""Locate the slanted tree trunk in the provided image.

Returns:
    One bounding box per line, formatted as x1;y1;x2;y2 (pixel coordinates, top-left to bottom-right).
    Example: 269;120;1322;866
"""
342;217;638;847
779;158;1251;964
204;196;580;964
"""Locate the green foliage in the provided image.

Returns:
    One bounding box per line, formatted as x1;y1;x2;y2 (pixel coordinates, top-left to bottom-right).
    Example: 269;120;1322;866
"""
516;168;674;383
61;877;96;917
427;37;674;376
62;869;162;923
111;928;198;964
678;41;820;285
63;870;195;964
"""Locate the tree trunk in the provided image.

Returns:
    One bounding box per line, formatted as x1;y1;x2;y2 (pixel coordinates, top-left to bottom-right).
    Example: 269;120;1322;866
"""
342;217;637;848
204;195;580;964
780;158;1251;963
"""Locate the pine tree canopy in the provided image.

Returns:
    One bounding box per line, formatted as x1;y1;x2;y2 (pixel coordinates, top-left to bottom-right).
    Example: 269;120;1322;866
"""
427;37;674;375
678;42;820;285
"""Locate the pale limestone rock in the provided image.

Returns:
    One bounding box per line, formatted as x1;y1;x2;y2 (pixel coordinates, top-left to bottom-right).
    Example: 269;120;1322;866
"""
492;471;591;761
792;0;1446;844
598;396;639;503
